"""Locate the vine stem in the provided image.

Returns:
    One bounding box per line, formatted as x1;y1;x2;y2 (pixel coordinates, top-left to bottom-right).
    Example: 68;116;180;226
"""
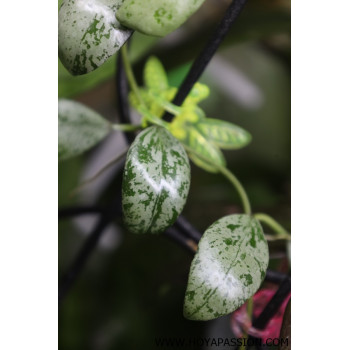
112;123;142;132
121;44;144;106
182;144;251;215
219;165;251;216
116;54;253;340
70;149;128;197
238;296;253;350
254;213;290;240
121;44;168;128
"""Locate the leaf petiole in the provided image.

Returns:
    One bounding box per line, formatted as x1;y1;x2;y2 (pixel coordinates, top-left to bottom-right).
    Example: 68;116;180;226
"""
70;148;129;197
238;296;254;350
254;213;291;240
121;43;144;107
182;144;252;215
137;105;170;128
121;45;178;127
111;123;142;132
146;90;182;116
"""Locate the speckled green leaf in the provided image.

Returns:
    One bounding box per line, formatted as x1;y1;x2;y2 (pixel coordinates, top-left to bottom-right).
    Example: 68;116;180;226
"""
116;0;206;37
195;119;252;150
58;99;111;162
184;214;269;321
122;126;191;234
58;0;132;75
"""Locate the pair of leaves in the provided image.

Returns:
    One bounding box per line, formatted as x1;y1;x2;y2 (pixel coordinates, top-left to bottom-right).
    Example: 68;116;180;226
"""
58;0;206;75
58;0;132;75
184;214;269;321
58;99;111;162
121;127;268;322
122;126;190;234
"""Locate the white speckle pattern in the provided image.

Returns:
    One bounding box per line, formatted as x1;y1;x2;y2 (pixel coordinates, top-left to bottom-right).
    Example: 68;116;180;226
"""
122;126;191;234
58;0;132;75
184;214;269;321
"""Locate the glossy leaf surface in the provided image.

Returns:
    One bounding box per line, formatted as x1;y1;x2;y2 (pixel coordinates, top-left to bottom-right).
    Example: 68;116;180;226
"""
59;32;158;98
58;99;111;162
184;214;269;321
116;0;205;37
58;0;132;75
122;126;190;234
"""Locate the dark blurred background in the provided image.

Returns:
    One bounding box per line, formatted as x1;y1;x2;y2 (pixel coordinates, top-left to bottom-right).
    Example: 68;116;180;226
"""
58;0;290;349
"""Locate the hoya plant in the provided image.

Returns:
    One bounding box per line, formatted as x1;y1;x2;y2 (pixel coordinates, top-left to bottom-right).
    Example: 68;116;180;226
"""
58;0;290;329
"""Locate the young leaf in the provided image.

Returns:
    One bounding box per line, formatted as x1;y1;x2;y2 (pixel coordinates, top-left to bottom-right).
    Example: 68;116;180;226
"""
58;0;132;75
184;82;210;106
122;126;191;234
170;124;226;173
184;214;269;321
144;56;168;91
195;118;252;150
58;99;111;162
116;0;206;37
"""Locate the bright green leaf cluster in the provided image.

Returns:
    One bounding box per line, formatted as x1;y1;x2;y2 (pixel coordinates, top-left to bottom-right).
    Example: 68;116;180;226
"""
129;56;252;173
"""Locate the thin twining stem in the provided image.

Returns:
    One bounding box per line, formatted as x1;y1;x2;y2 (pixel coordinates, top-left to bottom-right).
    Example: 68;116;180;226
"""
121;44;144;106
254;213;290;240
70;149;128;197
182;144;251;215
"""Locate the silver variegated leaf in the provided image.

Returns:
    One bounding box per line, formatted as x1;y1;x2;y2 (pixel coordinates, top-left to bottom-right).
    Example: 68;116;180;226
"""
58;0;132;75
58;99;111;161
184;214;269;321
122;126;191;234
116;0;206;37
